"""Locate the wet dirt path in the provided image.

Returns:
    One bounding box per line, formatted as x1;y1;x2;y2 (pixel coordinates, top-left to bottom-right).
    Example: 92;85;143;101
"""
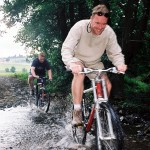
0;76;149;150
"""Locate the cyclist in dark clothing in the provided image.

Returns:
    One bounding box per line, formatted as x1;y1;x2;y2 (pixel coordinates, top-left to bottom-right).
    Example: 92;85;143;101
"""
28;52;52;95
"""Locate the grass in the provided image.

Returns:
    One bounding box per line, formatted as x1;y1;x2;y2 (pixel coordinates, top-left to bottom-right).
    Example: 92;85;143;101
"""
0;72;15;76
0;62;30;75
14;72;28;81
124;75;150;93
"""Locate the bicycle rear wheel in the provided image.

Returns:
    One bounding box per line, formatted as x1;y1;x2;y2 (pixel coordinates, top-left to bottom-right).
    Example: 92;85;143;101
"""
96;102;124;150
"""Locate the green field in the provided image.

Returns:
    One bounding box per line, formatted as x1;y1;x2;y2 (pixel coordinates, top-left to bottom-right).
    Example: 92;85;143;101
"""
0;62;30;75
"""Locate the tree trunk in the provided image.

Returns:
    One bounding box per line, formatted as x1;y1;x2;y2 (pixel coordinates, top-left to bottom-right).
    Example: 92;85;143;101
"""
93;0;100;7
57;5;68;41
78;1;89;20
122;0;150;65
110;0;139;100
69;1;75;27
111;0;150;100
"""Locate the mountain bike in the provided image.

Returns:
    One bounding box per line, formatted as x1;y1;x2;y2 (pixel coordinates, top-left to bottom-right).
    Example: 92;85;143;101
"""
71;67;124;150
31;77;51;113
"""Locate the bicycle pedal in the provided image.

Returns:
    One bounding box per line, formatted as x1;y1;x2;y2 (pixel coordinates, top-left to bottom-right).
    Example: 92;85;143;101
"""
42;93;46;97
73;124;83;128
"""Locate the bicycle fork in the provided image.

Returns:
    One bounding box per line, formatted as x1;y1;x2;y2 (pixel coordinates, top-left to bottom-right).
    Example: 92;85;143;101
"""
95;104;116;140
91;79;116;140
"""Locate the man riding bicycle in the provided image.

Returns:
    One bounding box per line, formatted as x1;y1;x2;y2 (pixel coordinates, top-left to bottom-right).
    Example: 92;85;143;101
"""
28;52;52;95
61;4;127;125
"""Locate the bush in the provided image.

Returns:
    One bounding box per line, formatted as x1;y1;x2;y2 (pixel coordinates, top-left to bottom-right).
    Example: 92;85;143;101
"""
22;68;27;72
5;68;9;72
15;72;28;81
10;66;16;73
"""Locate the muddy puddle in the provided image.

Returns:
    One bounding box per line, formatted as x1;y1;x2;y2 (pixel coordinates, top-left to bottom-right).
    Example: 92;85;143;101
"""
0;100;94;150
0;104;149;150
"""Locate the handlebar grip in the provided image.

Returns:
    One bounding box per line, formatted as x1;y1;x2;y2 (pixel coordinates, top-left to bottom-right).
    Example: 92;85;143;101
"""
110;67;125;74
118;71;125;74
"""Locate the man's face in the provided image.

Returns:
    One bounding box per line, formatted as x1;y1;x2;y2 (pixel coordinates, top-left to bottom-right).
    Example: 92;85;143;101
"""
90;14;108;35
38;55;45;63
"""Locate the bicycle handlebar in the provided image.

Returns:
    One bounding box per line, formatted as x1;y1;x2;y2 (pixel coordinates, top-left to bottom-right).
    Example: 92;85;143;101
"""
36;77;52;85
38;76;48;79
65;66;125;74
80;67;125;74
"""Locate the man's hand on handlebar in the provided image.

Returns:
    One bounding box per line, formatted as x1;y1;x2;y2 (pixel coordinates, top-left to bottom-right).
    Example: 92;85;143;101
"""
69;63;82;74
49;78;52;81
34;75;40;79
117;64;127;73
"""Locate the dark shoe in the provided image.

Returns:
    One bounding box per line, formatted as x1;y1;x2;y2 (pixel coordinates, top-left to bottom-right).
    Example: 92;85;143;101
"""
72;109;83;126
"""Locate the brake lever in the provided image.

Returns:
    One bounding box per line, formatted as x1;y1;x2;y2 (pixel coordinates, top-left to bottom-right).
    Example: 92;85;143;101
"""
84;68;93;73
110;67;125;74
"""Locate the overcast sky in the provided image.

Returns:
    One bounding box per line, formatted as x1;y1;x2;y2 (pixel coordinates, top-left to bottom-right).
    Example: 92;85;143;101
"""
0;0;26;58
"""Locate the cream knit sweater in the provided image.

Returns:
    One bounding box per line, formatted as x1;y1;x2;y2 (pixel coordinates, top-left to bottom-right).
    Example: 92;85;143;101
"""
61;19;125;69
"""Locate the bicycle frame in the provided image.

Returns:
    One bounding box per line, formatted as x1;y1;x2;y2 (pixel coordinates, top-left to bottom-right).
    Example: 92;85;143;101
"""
83;73;116;140
36;77;47;96
35;77;49;108
30;77;51;113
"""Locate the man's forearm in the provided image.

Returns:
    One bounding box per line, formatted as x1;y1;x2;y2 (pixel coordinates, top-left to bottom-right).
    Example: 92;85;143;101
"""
48;70;52;80
31;68;38;78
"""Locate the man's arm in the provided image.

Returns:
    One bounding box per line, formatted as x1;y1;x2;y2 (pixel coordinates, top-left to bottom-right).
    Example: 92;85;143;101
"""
61;21;82;66
47;70;52;80
106;27;127;72
31;67;39;78
45;60;52;80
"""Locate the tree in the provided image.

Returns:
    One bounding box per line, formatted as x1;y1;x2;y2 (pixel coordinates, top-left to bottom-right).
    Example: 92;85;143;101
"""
10;66;16;73
1;0;90;93
109;0;150;67
2;0;150;96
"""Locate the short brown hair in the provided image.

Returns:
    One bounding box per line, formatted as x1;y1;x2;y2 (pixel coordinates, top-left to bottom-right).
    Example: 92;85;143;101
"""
92;4;109;16
39;52;45;57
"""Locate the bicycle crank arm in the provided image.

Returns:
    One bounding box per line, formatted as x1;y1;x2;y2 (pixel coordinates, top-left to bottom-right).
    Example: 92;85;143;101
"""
99;136;116;140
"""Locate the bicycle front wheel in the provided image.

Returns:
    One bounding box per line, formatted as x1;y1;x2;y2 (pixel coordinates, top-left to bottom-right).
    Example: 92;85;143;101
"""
38;93;50;113
35;93;40;107
96;102;124;150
